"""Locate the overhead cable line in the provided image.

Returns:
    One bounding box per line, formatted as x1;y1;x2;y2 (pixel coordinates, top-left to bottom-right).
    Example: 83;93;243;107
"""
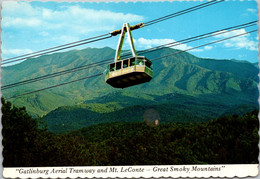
144;0;224;27
2;60;111;90
2;21;257;90
5;73;104;100
5;29;257;99
1;35;112;66
151;29;257;62
2;33;111;62
137;21;257;57
2;0;224;65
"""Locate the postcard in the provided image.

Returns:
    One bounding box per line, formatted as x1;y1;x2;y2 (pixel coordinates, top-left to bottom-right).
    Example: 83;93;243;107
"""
1;0;259;178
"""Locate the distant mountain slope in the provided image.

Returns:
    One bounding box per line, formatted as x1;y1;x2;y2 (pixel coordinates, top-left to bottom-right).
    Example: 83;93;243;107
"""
2;47;258;118
43;92;257;133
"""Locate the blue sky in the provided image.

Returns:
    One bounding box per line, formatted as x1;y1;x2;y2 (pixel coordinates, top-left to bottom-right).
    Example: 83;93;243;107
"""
2;0;259;64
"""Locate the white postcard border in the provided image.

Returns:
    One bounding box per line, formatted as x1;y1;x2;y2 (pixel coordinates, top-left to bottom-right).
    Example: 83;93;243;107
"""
1;0;259;178
3;164;259;178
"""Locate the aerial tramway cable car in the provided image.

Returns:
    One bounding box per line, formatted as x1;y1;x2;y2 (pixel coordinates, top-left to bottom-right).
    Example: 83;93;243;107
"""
106;23;153;88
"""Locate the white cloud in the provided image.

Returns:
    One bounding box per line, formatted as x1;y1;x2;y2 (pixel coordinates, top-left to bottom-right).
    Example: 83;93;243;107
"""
204;45;213;50
212;29;247;38
212;29;258;51
2;47;33;58
135;37;213;52
135;37;193;51
39;31;49;37
3;1;40;16
3;17;43;27
2;1;145;59
2;1;144;34
56;35;81;44
247;8;257;13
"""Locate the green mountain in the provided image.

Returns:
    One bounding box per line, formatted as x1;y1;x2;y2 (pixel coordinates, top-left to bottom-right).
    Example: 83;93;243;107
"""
2;47;116;116
43;91;257;133
2;47;258;133
3;94;259;166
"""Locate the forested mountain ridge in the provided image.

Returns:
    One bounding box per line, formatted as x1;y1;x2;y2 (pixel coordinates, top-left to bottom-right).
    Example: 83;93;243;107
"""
2;97;259;166
1;47;259;166
2;47;258;118
44;91;257;133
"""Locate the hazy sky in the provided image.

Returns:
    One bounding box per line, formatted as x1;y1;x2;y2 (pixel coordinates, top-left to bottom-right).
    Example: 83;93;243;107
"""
2;0;258;63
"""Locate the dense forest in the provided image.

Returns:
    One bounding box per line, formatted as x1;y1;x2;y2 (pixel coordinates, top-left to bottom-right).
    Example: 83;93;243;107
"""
2;97;259;167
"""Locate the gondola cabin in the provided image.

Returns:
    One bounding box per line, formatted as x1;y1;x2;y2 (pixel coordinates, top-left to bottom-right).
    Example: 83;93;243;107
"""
106;56;153;88
106;23;153;88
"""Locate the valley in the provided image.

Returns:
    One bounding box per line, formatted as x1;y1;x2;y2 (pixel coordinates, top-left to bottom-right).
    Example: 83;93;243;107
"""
2;47;258;133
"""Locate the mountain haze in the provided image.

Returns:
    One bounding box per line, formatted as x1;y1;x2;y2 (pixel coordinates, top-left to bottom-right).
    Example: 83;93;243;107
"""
2;47;258;132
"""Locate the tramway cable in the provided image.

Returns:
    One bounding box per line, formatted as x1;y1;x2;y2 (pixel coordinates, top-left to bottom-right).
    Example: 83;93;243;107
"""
2;33;111;62
144;0;224;27
150;29;257;62
5;73;104;100
5;29;257;99
2;21;257;90
1;35;112;66
136;21;257;57
2;0;224;65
